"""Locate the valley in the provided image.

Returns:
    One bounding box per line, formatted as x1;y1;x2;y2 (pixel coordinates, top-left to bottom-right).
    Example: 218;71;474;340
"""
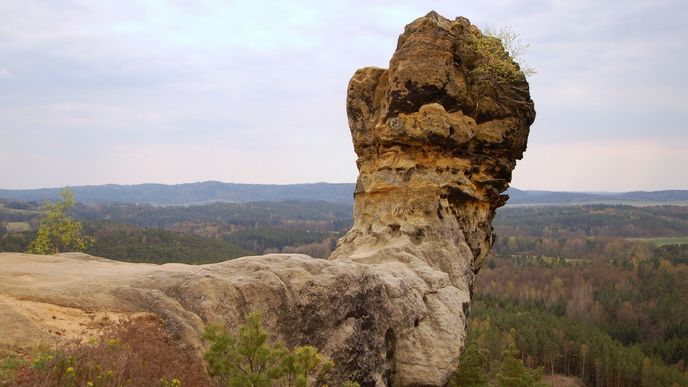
2;197;687;385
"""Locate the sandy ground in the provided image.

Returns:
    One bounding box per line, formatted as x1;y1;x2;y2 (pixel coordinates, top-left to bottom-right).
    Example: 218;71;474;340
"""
0;252;182;353
0;293;126;346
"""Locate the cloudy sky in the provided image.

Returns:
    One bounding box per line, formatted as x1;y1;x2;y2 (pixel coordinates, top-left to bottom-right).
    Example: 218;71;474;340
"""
1;0;686;191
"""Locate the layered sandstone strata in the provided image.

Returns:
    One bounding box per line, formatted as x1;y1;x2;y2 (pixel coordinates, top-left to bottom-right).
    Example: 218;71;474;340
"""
0;11;533;386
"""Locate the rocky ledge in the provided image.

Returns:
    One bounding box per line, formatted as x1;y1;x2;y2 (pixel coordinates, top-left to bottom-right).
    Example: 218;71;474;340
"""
0;11;534;386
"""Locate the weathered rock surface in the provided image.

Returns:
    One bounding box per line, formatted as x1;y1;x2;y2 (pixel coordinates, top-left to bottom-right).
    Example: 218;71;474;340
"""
0;12;533;386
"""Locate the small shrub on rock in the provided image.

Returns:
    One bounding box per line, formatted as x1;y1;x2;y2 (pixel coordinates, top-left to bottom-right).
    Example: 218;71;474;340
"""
203;312;356;387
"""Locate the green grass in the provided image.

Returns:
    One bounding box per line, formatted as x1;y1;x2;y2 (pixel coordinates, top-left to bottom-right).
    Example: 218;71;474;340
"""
0;353;27;385
630;236;688;246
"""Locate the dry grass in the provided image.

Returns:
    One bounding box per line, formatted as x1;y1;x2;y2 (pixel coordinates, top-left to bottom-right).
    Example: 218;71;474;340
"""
13;316;210;386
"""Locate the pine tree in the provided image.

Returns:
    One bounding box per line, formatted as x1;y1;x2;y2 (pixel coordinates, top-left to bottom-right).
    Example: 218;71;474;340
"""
496;345;548;387
203;313;288;387
203;312;351;387
451;344;489;387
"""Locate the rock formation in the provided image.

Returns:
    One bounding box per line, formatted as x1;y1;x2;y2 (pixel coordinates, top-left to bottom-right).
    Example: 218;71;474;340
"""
0;12;533;386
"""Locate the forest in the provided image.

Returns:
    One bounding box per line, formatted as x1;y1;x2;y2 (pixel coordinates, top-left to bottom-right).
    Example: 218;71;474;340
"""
1;199;688;385
457;205;688;386
0;199;350;260
459;253;688;386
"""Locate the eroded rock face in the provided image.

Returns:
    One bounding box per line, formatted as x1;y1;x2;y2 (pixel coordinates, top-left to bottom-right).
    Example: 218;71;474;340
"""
0;11;533;387
329;11;534;384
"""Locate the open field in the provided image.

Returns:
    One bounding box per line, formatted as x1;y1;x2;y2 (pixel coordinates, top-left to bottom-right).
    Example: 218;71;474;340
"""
0;208;38;216
629;236;688;246
3;222;30;233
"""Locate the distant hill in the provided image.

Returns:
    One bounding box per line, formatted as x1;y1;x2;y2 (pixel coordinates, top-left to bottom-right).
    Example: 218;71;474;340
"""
0;182;687;206
505;188;688;205
0;181;357;205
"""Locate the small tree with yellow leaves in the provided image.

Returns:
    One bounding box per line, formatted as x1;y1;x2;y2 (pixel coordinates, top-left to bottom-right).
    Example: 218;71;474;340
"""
27;187;94;255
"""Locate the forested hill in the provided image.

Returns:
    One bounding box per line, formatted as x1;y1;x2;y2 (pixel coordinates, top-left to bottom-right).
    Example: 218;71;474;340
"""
0;181;357;205
1;182;688;206
507;188;688;205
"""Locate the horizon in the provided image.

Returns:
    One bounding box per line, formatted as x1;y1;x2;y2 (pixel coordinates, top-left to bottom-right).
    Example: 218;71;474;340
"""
1;1;686;191
1;180;686;194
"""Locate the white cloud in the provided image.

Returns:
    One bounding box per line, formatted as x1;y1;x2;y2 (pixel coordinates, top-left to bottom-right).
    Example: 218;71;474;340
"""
512;140;688;191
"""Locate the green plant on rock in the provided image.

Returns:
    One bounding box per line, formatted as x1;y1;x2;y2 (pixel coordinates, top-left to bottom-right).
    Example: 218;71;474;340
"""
159;377;182;387
470;26;535;88
30;351;82;387
0;352;27;385
203;313;289;387
26;187;94;254
284;345;334;387
203;312;355;387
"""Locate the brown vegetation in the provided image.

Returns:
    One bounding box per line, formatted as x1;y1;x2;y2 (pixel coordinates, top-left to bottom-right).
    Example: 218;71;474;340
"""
14;317;209;387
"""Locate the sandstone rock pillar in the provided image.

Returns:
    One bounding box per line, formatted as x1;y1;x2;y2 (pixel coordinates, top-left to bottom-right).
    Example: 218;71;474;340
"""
330;11;535;385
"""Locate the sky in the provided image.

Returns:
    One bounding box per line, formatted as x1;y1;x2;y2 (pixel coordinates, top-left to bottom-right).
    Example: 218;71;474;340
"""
0;0;686;191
